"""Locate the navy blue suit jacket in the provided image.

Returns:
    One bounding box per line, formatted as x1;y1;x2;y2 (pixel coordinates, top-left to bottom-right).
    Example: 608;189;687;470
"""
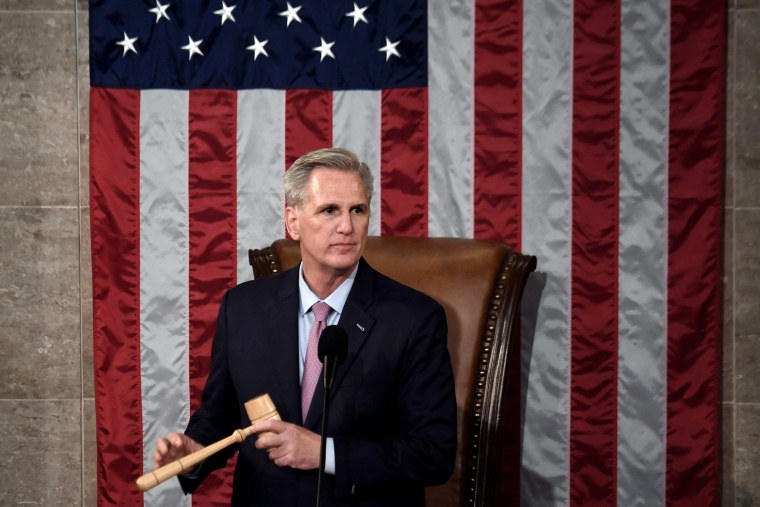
180;258;457;506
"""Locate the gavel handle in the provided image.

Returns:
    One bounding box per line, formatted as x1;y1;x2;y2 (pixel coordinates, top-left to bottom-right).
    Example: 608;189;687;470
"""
135;426;255;492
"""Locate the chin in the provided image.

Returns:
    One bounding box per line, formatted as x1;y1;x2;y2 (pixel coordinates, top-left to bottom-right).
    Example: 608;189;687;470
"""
326;254;360;272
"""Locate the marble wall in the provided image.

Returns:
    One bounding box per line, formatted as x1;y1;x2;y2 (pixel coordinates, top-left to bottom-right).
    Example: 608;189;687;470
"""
0;0;93;504
724;1;760;505
0;1;756;505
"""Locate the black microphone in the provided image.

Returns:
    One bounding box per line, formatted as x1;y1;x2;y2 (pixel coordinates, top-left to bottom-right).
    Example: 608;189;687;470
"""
315;325;348;507
318;325;348;389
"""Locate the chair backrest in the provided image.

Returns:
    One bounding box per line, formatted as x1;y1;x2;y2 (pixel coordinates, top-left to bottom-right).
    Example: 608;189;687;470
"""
249;236;537;506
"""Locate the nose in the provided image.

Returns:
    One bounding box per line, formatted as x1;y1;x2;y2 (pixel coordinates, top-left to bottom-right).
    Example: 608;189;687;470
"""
336;210;354;234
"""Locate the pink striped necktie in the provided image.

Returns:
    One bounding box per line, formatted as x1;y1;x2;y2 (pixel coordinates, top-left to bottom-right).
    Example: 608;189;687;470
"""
301;301;332;422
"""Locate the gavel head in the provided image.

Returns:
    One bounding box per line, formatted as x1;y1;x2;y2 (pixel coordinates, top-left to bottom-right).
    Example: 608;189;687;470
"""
244;394;281;424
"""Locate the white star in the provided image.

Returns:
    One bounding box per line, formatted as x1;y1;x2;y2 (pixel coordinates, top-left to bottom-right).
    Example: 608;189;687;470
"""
116;32;138;56
278;2;302;27
379;37;401;61
148;0;171;23
214;1;236;25
313;37;335;62
246;35;269;60
181;36;204;60
345;3;368;27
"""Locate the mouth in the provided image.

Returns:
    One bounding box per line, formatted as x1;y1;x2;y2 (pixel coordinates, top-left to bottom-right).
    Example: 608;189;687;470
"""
331;242;357;250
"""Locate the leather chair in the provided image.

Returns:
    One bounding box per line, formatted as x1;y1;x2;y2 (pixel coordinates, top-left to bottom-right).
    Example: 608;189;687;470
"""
249;236;537;506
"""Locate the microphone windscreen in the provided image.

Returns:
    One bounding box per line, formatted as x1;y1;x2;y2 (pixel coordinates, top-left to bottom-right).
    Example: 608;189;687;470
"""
318;325;348;365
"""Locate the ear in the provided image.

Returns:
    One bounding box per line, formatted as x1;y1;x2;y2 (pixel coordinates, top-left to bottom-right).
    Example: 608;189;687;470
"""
285;206;300;240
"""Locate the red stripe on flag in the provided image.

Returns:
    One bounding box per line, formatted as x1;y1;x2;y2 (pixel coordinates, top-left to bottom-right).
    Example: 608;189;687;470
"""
473;0;522;249
666;1;725;504
90;87;144;507
570;1;621;504
188;90;239;506
285;89;333;169
473;1;523;504
380;87;428;237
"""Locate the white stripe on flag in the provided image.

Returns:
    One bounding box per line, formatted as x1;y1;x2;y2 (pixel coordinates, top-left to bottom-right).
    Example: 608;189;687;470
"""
427;0;474;238
237;90;286;281
333;90;382;236
617;0;669;504
139;90;191;505
520;0;573;504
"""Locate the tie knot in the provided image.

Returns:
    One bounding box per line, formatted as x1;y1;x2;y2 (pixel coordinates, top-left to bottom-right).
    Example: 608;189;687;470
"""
311;301;331;322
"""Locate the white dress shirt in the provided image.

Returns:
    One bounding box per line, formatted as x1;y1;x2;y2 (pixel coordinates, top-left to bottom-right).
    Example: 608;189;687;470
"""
297;262;358;475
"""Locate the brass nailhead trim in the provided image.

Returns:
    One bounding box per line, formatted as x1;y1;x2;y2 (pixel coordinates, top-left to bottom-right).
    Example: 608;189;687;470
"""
465;252;518;505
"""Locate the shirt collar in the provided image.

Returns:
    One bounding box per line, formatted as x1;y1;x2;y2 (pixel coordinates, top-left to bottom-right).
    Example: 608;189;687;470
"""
298;262;359;317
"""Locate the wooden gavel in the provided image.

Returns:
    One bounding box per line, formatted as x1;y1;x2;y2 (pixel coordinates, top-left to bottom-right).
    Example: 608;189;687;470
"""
136;393;280;492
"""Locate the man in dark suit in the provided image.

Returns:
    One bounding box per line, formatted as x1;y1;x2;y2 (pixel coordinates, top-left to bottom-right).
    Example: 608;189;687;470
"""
153;148;457;506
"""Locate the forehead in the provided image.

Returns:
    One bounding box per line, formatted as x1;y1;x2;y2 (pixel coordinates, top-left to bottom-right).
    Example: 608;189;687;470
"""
305;167;368;202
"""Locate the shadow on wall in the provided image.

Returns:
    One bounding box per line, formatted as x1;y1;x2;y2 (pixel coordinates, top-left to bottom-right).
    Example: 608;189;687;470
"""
518;272;558;505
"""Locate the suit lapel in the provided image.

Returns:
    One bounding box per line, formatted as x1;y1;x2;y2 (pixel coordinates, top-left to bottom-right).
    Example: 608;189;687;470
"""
304;259;377;429
260;269;302;424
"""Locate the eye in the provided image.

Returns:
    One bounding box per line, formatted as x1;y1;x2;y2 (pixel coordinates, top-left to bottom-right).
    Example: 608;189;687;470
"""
351;206;367;214
322;207;335;215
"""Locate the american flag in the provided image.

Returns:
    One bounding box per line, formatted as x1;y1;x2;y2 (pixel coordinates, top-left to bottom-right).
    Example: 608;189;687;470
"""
89;0;725;505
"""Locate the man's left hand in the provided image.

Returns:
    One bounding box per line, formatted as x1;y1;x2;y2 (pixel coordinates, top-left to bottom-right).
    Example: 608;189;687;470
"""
252;419;321;470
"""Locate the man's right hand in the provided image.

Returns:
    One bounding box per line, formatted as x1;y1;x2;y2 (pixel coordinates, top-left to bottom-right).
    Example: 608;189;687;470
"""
153;432;204;469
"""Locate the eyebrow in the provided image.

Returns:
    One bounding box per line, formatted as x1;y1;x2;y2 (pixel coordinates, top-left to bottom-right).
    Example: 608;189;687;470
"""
315;200;368;209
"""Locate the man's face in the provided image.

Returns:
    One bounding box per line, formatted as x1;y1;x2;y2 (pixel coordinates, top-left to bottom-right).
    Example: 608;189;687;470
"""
285;167;370;282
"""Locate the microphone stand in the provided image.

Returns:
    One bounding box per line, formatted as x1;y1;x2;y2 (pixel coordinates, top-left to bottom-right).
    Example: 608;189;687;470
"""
314;325;347;507
316;355;336;507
